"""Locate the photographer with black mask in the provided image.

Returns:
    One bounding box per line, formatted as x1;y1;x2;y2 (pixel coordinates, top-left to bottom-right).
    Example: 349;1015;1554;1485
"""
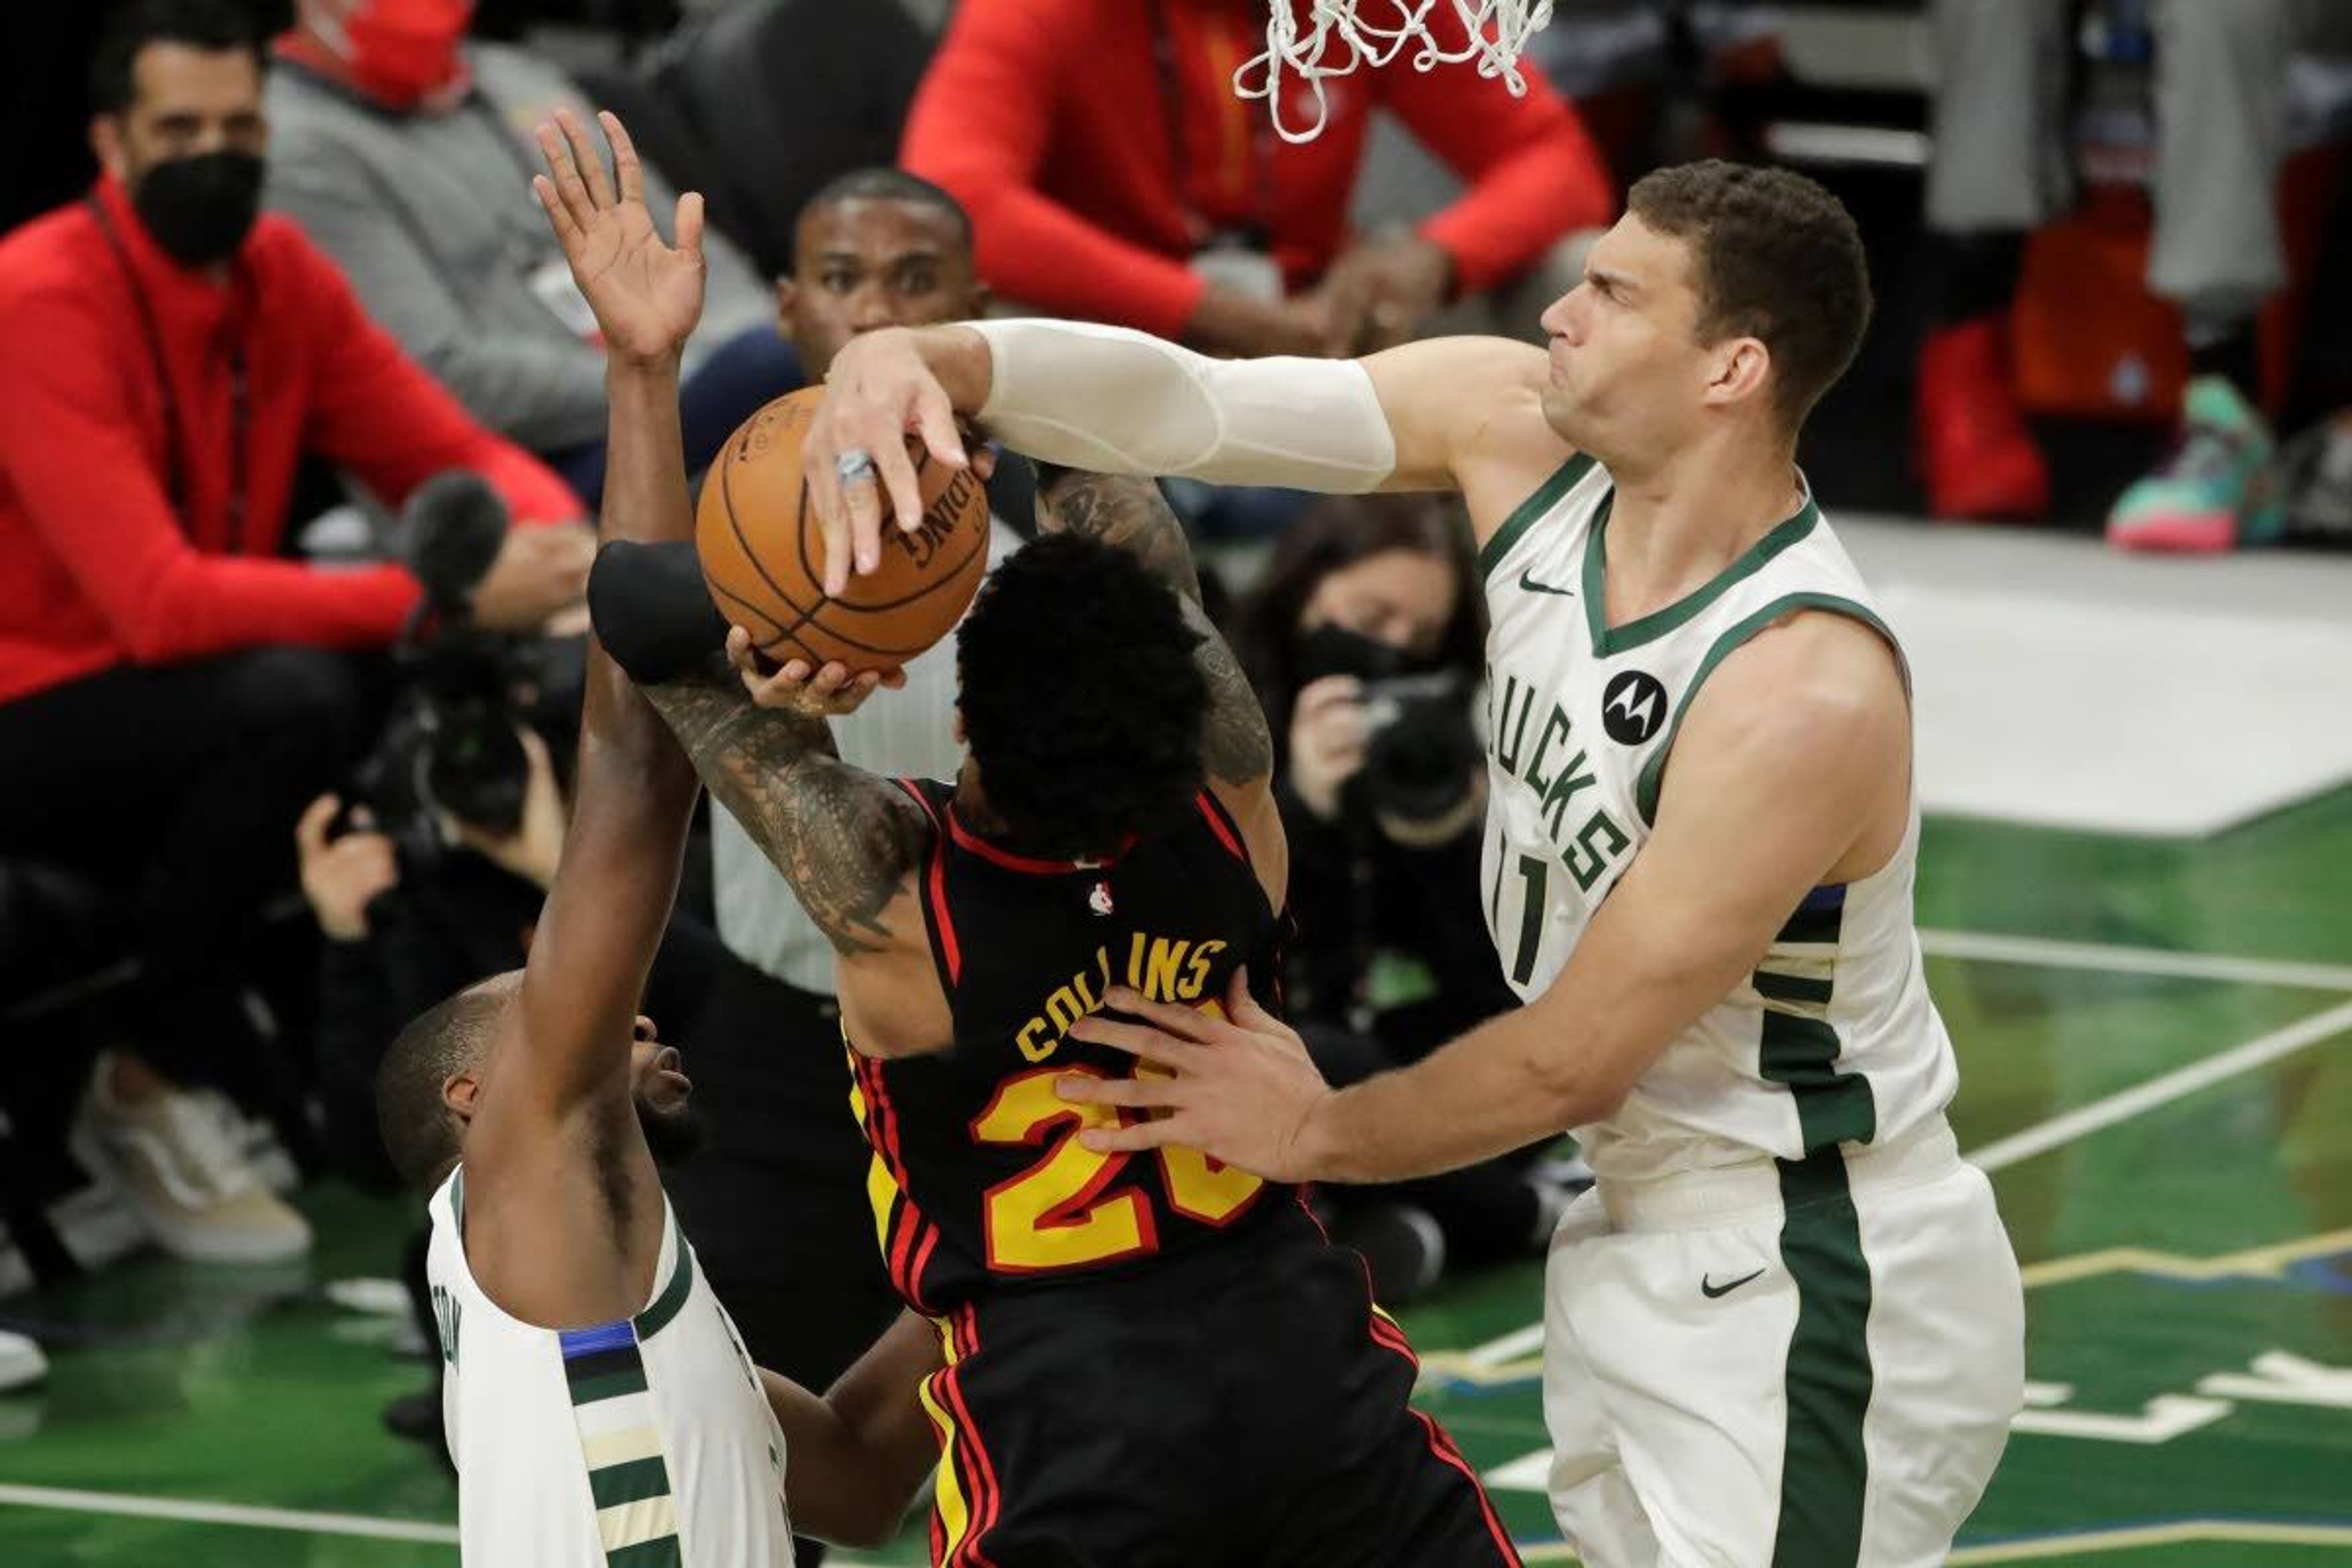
1232;496;1581;1298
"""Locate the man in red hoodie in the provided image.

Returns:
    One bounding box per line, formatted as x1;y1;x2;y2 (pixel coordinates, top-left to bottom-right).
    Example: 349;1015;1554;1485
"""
0;0;590;1265
900;0;1614;361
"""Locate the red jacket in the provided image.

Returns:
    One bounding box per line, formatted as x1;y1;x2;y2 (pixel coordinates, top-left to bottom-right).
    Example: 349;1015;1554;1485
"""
901;0;1613;340
0;177;582;706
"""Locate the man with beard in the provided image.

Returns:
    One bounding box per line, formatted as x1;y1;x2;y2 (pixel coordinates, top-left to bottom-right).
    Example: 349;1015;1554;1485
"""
368;111;939;1566
0;0;590;1264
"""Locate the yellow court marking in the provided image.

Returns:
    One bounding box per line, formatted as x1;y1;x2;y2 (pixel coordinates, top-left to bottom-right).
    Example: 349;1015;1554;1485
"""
1420;1229;2352;1389
2016;1226;2352;1290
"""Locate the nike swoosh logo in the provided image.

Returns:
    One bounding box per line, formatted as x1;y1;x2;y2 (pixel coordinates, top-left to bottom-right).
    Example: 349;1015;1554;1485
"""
1701;1268;1766;1299
1518;569;1576;597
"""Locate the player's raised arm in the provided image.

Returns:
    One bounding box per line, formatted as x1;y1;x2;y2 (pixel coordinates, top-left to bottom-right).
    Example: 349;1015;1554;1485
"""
472;108;707;1132
635;639;931;958
801;320;1556;595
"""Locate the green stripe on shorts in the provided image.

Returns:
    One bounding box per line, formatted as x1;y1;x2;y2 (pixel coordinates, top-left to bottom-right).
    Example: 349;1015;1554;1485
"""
1772;1150;1874;1567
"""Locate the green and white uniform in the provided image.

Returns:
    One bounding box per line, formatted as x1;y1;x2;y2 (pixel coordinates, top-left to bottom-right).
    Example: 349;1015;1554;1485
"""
426;1169;796;1566
1477;457;2024;1567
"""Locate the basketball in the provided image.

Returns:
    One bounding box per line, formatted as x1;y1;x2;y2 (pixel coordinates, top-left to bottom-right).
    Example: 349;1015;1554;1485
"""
695;386;990;672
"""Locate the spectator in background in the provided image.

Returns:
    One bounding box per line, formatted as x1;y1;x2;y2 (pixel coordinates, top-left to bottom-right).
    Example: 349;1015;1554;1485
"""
1227;496;1576;1298
0;0;589;1265
1918;0;2314;551
685;167;1025;1568
265;0;799;507
901;0;1615;361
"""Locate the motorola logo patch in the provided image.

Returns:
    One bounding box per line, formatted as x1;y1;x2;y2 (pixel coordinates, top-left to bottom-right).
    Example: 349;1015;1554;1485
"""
1601;671;1668;745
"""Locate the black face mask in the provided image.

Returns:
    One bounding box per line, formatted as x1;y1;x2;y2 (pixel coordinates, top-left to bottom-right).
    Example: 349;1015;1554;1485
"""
1295;620;1425;685
132;150;264;266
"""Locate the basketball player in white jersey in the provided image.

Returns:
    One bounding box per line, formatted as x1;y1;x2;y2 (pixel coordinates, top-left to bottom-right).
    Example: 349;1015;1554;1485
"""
371;110;941;1564
797;160;2027;1566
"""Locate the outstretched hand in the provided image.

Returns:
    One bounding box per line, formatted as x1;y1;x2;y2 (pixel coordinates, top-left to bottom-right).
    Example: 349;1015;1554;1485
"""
1052;968;1337;1185
530;108;706;366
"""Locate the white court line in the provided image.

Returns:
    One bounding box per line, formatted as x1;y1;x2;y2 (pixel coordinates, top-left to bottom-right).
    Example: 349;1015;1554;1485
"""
1918;929;2352;993
0;1483;889;1562
0;1483;458;1543
15;936;2348;1551
1967;997;2352;1174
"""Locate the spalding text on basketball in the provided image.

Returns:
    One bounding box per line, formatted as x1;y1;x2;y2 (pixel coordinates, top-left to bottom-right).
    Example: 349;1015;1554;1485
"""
888;467;983;570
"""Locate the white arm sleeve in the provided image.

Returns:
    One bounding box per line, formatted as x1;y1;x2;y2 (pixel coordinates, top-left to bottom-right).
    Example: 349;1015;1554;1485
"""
971;318;1397;493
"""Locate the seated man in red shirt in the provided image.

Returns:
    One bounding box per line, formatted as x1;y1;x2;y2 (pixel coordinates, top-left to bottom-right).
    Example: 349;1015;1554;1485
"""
901;0;1615;363
0;0;591;1266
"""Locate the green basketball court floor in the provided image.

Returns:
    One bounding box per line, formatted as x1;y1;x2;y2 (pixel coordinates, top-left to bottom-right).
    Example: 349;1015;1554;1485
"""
4;791;2351;1565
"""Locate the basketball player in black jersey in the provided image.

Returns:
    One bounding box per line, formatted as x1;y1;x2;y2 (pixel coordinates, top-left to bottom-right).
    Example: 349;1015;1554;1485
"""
601;480;1520;1566
565;160;1520;1568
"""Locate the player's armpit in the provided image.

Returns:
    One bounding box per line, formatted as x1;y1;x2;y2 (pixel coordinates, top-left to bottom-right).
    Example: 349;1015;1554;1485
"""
1360;335;1562;522
641;669;931;956
763;1311;942;1548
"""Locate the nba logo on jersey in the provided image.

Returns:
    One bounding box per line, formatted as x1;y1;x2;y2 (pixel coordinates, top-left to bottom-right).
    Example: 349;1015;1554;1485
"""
1088;880;1115;917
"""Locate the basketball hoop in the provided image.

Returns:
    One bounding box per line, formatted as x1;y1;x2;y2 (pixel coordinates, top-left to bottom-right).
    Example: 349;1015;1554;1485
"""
1235;0;1555;144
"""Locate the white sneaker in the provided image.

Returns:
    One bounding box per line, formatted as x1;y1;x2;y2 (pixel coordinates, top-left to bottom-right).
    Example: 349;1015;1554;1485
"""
189;1087;301;1196
0;1329;46;1392
70;1055;312;1264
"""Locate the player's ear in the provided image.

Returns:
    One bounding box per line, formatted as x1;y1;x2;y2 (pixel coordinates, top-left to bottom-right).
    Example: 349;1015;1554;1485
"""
773;276;798;339
442;1070;481;1123
1703;335;1771;412
952;706;966;745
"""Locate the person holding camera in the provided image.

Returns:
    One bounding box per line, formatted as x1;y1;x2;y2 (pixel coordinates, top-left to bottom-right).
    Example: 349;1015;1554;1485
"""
0;0;593;1265
1230;494;1576;1298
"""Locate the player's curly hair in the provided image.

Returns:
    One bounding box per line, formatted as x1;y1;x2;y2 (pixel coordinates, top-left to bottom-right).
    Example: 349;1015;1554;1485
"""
376;973;517;1193
956;533;1206;859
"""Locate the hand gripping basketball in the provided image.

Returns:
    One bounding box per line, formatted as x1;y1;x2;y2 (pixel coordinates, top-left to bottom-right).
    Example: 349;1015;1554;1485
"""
723;627;902;719
799;329;971;596
695;386;991;676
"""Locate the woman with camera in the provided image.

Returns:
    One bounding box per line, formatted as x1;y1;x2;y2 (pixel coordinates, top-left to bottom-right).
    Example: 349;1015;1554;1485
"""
1231;496;1586;1300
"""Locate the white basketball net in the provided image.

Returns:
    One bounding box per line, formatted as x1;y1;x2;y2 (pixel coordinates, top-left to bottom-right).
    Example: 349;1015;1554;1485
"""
1236;0;1556;144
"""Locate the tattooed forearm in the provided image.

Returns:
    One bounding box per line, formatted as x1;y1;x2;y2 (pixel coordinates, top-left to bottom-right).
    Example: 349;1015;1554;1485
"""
1035;467;1272;787
1188;600;1274;786
642;668;929;955
1035;467;1201;601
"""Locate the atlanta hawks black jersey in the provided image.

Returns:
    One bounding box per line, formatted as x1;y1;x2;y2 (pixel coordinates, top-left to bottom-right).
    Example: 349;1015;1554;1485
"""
848;778;1299;1313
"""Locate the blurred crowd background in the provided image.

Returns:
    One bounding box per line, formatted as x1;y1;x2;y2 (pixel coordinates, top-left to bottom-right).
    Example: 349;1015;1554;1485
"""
1;5;2348;1556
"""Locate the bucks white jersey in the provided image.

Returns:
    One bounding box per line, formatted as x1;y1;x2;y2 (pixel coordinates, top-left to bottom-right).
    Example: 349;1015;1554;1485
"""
1477;455;1956;1183
426;1167;795;1566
